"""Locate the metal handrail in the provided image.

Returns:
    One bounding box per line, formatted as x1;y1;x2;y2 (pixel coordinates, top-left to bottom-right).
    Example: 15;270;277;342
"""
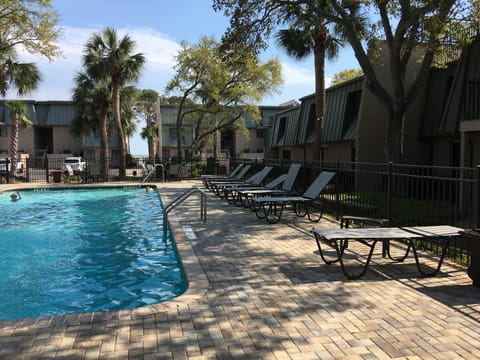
165;187;207;223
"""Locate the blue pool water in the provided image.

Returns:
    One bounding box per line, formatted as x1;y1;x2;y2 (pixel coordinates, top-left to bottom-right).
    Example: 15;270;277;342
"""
0;187;187;320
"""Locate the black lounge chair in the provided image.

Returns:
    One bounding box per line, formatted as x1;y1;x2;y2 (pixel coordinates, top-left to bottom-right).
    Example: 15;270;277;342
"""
223;173;287;205
201;163;244;187
204;164;251;190
210;166;273;197
252;171;335;224
235;163;302;208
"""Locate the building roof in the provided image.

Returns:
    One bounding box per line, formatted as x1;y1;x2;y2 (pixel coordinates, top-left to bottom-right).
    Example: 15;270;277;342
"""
422;37;480;137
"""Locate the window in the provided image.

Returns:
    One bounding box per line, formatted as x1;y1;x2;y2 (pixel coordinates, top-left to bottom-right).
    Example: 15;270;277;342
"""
306;103;316;136
256;129;264;138
0;128;7;137
342;90;362;135
282;149;291;160
111;149;120;162
277;117;288;142
84;150;96;160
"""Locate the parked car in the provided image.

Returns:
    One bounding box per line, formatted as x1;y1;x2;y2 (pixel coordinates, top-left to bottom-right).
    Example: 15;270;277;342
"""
0;158;23;174
61;157;86;173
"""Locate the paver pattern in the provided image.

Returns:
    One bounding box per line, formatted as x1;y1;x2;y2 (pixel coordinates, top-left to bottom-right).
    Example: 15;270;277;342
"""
1;180;480;359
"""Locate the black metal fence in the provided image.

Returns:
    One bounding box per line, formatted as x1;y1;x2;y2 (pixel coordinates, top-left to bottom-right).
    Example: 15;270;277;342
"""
3;156;478;230
229;158;478;264
0;157;206;184
2;156;478;263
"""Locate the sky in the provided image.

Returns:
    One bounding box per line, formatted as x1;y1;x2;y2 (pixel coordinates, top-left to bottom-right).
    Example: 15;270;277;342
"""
10;0;359;155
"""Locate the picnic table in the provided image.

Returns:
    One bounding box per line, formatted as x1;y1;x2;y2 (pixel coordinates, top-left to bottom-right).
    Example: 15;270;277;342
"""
312;225;463;279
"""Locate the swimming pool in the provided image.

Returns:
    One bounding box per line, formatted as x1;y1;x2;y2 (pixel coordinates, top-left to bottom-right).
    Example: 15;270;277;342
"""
0;187;187;320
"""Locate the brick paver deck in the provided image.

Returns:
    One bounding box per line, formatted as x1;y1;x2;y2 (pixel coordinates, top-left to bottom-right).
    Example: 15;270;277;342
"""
1;180;480;359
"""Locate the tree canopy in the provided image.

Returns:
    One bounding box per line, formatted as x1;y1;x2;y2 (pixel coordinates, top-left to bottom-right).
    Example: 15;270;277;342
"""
330;68;363;86
0;0;61;59
166;36;282;160
214;0;480;163
82;27;145;179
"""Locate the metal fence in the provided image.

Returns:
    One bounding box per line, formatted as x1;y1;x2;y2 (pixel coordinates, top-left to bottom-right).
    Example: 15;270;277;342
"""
0;157;211;184
216;158;477;264
3;156;478;229
2;156;478;263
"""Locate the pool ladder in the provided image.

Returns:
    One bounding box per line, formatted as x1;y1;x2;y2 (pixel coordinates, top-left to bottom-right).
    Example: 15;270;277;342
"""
164;187;207;234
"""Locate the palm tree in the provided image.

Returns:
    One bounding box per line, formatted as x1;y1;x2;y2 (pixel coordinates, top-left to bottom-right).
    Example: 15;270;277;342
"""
276;25;342;162
6;100;33;177
83;27;145;179
0;43;41;176
136;89;159;160
72;72;112;180
275;2;364;162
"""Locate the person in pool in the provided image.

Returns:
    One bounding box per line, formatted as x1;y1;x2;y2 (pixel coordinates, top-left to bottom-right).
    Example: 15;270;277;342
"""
10;191;21;202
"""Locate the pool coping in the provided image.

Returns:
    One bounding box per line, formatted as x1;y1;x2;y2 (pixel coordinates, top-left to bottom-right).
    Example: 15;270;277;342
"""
0;183;209;329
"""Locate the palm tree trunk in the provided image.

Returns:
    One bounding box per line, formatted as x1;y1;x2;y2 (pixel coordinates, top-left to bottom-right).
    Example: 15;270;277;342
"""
312;24;328;163
112;82;126;179
10;113;18;177
100;109;109;180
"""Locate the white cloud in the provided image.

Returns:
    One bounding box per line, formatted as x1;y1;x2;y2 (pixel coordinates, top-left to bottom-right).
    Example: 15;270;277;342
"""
280;61;315;87
11;26;182;100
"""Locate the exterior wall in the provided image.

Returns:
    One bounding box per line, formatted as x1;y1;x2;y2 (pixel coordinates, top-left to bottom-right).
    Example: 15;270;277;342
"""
473;134;480;166
356;44;430;164
430;137;452;166
0;126;35;156
324;142;355;162
274;145;306;161
235;129;265;157
52;126;82;155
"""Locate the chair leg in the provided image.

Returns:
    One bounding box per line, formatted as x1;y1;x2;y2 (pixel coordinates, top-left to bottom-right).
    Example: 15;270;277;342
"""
265;203;285;224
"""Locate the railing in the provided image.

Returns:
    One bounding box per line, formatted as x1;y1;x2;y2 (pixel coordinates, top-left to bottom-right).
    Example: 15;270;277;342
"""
163;187;207;237
163;187;207;235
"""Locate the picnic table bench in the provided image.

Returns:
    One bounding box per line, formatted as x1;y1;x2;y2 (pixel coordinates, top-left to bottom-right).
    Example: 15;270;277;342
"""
312;225;463;279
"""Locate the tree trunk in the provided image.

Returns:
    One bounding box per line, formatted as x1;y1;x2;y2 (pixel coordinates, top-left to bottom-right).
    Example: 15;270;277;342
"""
312;24;328;162
112;82;126;179
148;130;154;161
10;113;18;177
176;126;183;162
100;110;109;181
384;107;405;163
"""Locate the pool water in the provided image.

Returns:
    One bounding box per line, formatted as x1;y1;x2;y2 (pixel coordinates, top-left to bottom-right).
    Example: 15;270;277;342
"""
0;187;187;320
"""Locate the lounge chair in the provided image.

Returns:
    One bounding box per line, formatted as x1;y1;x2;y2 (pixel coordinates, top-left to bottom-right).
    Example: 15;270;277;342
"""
252;171;335;224
210;166;273;197
235;163;302;208
223;173;287;205
204;164;251;190
201;163;244;187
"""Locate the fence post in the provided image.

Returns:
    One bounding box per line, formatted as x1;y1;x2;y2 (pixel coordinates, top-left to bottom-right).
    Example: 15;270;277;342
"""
46;159;50;183
5;158;10;184
475;165;480;228
335;160;340;220
387;162;393;225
